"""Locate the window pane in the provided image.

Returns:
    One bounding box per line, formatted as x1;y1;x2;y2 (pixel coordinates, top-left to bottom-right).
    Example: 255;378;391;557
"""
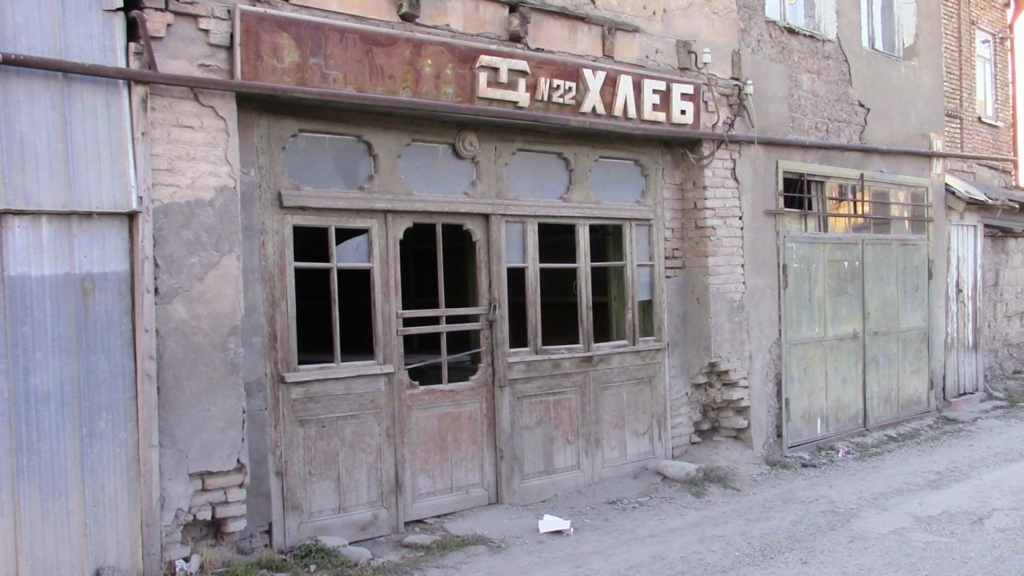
507;151;571;200
334;228;370;264
637;265;655;338
283;133;373;190
447;330;482;382
890;189;910;235
293;226;330;263
879;0;897;54
294;269;334;365
398;143;476;195
507;268;528;349
442;224;478;309
591;266;627;343
538;223;577;264
505;222;525;265
592;159;645;204
870;188;891;235
404;333;443;386
400;224;440;310
337;269;374;362
635;224;652;263
589;224;625;263
540;268;580;346
766;0;782;20
911;190;928;236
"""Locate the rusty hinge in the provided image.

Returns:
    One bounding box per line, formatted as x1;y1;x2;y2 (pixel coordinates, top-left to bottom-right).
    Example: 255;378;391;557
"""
782;263;789;290
928;258;934;281
784;398;791;422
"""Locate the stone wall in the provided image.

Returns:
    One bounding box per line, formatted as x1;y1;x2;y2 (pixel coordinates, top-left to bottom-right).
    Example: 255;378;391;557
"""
983;233;1024;378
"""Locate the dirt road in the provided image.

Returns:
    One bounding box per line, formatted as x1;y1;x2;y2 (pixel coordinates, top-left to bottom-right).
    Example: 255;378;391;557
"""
414;404;1024;576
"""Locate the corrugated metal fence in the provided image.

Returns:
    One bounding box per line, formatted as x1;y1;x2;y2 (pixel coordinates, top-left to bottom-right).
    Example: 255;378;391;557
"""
0;1;142;575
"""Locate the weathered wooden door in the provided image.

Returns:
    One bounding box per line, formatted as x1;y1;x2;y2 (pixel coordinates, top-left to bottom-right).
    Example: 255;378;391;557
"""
864;238;930;424
390;214;497;521
782;235;865;448
945;223;982;398
280;215;398;547
495;219;667;504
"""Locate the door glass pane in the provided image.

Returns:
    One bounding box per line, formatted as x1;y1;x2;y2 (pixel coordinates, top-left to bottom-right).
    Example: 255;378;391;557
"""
592;266;627;343
293;226;330;263
335;228;370;263
283;133;373;190
507;268;528;349
638;265;655;338
404;333;443;386
635;224;652;263
870;188;891;235
538;223;577;264
910;190;927;236
890;189;910;235
507;151;571;200
337;269;374;362
400;224;440;310
589;224;625;263
505;222;525;265
442;224;478;308
540;268;579;346
591;159;645;204
294;268;335;365
447;330;482;382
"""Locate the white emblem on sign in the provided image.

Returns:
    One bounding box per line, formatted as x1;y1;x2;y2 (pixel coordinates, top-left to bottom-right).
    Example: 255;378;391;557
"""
474;55;531;108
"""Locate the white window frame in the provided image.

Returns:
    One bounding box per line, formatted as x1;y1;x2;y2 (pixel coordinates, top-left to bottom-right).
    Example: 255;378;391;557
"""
976;30;997;120
861;0;903;57
765;0;836;39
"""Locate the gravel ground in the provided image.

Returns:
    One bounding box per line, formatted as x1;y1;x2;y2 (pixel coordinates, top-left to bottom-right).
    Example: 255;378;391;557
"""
408;399;1024;576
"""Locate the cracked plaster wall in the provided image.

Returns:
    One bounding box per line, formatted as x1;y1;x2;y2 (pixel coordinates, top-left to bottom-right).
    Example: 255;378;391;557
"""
151;12;248;562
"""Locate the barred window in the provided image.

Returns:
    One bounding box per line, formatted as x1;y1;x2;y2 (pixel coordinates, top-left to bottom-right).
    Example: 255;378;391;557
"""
777;172;929;236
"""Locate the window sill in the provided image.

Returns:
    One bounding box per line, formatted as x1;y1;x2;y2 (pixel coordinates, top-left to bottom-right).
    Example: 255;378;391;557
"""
979;116;1005;128
282;363;394;383
865;46;903;61
767;18;832;41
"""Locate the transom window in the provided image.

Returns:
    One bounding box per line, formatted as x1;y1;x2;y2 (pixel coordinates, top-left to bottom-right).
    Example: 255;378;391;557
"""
779;172;929;236
504;220;658;354
289;221;378;367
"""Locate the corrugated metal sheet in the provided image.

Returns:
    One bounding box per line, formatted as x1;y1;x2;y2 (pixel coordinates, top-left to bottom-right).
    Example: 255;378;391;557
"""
0;1;135;212
0;214;141;575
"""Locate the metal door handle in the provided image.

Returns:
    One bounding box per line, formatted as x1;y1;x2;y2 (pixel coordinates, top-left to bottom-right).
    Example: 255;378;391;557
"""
488;302;499;323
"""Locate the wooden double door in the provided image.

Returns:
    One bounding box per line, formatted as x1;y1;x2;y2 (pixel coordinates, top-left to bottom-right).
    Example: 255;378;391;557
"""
279;213;496;546
279;212;666;546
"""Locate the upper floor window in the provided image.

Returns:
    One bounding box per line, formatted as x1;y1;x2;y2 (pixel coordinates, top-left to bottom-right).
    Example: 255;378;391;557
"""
976;31;996;119
766;0;835;38
862;0;902;57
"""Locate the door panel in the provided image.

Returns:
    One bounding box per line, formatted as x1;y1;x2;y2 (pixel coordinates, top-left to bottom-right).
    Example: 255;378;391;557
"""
391;214;497;521
864;239;930;425
945;224;981;398
280;215;397;547
782;236;865;448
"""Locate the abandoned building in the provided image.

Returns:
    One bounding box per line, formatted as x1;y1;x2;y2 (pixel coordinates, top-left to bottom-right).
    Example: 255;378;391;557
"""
0;0;1021;574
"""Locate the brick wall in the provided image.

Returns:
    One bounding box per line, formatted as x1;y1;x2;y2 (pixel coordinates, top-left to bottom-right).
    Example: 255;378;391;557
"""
942;0;1014;180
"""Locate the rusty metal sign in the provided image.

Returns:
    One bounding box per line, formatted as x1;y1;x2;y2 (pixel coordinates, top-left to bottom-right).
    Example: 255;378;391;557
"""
234;7;701;129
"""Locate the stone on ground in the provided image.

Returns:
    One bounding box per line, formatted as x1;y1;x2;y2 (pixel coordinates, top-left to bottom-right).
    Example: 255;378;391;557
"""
313;535;349;550
338;545;373;565
402;534;441;548
655;459;701;482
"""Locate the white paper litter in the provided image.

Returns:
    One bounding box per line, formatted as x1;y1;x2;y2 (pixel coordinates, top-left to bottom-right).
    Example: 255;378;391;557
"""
538;514;573;535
